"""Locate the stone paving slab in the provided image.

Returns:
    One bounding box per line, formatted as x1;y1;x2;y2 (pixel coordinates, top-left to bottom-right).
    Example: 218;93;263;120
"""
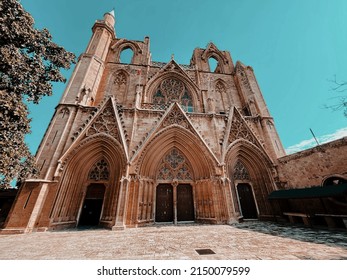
0;221;346;260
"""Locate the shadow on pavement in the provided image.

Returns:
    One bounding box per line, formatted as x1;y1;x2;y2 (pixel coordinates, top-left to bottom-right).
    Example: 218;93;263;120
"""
231;221;347;249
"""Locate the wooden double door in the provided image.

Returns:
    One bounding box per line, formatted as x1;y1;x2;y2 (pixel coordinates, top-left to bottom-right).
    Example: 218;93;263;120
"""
155;184;194;223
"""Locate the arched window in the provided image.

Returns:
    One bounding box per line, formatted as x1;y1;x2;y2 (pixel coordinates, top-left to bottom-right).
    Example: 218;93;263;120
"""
208;57;218;72
119;47;134;64
323;176;347;186
151;78;194;112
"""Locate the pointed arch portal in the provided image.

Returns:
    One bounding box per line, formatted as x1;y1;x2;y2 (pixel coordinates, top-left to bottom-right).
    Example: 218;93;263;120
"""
136;124;216;226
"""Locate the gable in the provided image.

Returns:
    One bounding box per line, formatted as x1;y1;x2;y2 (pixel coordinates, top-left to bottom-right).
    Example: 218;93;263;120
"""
60;97;129;164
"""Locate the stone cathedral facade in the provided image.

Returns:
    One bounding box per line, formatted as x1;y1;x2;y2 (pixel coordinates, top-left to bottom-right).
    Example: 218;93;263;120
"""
3;10;313;233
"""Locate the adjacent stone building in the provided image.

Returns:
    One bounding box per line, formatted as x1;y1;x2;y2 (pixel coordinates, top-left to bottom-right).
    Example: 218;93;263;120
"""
2;10;346;233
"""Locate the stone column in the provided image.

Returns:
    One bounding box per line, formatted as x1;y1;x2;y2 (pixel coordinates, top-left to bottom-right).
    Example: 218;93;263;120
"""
112;176;129;230
172;180;178;225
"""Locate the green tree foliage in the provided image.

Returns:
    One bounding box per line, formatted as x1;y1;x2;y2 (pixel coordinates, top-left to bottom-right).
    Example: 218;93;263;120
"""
0;0;76;188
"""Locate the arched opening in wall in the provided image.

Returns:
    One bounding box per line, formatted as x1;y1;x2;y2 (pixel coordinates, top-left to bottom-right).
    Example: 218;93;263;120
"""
49;136;127;230
119;47;134;64
208;56;218;72
323;176;347;186
322;176;347;205
236;183;258;219
78;183;106;227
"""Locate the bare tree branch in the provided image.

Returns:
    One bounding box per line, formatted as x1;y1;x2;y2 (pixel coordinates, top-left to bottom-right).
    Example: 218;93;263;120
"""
325;75;347;117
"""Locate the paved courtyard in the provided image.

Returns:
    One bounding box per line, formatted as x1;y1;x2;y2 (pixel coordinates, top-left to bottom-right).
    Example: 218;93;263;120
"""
0;221;346;260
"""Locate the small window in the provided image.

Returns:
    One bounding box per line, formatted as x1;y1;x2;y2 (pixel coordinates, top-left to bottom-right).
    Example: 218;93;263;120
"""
119;48;134;64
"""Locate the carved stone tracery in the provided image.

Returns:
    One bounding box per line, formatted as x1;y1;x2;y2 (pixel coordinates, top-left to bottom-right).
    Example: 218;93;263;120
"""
87;103;120;141
236;65;252;92
229;111;258;146
161;78;185;100
59;107;70;118
151;78;193;112
114;71;127;86
157;148;193;181
89;159;109;181
215;80;226;94
233;160;250;180
162;106;189;129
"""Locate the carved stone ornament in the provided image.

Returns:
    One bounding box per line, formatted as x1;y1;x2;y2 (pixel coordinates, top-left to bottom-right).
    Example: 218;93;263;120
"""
157;148;193;181
59;107;70;118
215;80;226;93
89;159;109;180
114;71;127;86
229;111;258;146
87;103;120;141
160;78;185;100
233;160;250;180
162;106;189;129
151;78;193;112
236;65;252;92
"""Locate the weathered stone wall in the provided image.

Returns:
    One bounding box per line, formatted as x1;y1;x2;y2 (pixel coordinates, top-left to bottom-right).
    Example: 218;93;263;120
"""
278;137;347;188
2;182;42;232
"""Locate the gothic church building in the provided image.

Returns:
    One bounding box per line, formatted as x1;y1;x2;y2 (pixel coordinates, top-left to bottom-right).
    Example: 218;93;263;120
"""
4;10;304;232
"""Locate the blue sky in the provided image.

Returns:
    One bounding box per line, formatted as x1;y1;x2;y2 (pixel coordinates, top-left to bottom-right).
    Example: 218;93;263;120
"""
20;0;347;154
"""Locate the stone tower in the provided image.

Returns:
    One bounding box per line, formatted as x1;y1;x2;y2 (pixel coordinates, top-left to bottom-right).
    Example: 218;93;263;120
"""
3;10;285;233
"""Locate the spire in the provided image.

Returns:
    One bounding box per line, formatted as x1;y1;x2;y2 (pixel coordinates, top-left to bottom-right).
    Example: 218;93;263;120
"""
107;8;115;18
103;9;115;27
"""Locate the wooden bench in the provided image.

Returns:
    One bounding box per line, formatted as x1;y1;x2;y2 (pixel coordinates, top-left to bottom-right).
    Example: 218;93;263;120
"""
283;212;312;226
315;214;347;229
